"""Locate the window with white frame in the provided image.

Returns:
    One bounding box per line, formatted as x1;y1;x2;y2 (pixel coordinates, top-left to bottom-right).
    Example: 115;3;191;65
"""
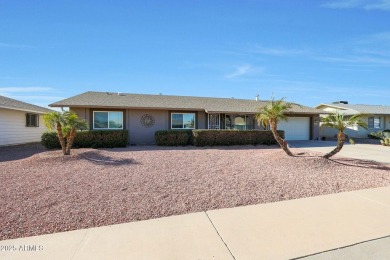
171;113;195;129
93;111;123;129
26;113;39;127
368;116;381;129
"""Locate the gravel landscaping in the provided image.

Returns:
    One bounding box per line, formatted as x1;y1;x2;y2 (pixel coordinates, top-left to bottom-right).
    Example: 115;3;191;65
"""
1;144;390;240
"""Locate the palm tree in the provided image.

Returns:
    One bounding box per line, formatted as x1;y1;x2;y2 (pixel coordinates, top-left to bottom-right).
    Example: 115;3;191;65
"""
321;112;367;159
43;111;88;155
256;98;294;156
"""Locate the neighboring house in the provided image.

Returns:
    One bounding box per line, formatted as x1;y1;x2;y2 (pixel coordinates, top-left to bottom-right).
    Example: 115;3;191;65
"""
316;101;390;138
50;91;324;145
0;95;52;146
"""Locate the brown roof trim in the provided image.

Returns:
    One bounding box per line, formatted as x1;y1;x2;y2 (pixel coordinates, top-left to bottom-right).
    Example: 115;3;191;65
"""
0;104;50;114
64;105;205;111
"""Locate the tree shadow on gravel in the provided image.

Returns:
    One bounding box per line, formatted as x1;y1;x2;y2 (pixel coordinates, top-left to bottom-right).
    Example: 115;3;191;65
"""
79;151;138;166
0;143;46;163
329;158;390;171
293;152;389;171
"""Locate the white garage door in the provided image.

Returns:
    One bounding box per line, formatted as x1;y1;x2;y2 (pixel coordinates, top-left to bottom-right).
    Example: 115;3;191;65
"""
277;117;310;140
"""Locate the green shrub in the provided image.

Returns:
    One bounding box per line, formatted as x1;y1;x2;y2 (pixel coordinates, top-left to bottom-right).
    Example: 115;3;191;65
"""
192;130;284;147
155;130;193;146
41;130;128;149
368;130;390;139
72;131;98;148
368;131;383;139
383;129;390;138
380;138;390;146
155;130;283;147
41;131;61;149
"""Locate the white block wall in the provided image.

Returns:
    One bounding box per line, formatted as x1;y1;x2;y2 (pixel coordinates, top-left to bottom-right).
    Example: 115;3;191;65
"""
0;108;48;146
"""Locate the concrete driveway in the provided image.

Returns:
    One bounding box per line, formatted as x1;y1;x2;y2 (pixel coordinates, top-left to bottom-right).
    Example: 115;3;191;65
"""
288;140;390;164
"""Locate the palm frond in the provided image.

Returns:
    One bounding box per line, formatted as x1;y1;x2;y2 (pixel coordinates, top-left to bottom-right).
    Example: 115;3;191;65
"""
321;112;368;132
43;111;62;131
256;97;294;127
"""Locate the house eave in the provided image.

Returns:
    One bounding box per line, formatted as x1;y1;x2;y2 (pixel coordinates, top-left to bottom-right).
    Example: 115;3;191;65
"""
51;104;206;112
0;104;50;114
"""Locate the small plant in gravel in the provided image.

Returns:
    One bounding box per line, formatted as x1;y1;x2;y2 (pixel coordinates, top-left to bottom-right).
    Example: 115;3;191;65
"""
380;138;390;146
368;131;383;139
369;130;390;140
321;112;367;159
43;111;88;155
384;130;390;138
256;97;295;156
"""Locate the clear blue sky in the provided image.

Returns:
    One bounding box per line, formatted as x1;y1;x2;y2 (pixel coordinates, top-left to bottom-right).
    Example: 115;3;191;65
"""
1;0;389;108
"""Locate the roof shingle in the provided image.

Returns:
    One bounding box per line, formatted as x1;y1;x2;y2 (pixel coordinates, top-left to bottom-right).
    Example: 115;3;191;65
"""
50;91;323;114
0;95;52;114
317;103;390;115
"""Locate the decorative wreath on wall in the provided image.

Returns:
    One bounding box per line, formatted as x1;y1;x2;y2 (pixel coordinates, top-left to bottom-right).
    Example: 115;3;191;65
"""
140;114;155;128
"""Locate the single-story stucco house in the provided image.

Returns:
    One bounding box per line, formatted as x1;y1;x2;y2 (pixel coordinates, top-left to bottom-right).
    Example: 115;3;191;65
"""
316;101;390;138
0;95;52;146
49;91;324;145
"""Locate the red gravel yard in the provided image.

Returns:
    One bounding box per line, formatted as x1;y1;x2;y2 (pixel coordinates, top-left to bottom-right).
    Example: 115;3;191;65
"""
1;144;390;240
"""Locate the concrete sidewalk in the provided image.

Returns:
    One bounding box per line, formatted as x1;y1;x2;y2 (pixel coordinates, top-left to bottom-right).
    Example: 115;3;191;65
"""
289;140;390;164
1;186;390;259
300;236;390;259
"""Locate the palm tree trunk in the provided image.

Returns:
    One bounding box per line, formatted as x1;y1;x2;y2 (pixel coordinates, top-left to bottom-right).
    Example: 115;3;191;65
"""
323;131;345;159
56;122;67;155
65;128;76;155
270;123;293;156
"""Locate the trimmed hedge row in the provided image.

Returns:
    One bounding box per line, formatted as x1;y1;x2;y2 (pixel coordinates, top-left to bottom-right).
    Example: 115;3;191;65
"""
41;130;128;149
155;130;193;146
155;130;284;146
192;130;284;146
41;132;62;149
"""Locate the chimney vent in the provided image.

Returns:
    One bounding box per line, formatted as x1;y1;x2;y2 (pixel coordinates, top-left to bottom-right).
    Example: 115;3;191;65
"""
332;101;348;104
255;94;259;101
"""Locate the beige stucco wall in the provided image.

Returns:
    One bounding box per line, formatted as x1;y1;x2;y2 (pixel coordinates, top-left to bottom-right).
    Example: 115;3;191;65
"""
70;107;205;145
70;107;322;144
312;115;320;140
128;109;169;145
70;107;90;124
197;111;206;129
0;108;48;146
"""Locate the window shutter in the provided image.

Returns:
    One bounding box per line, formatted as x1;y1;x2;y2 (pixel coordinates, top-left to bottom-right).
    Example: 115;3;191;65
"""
368;117;374;128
